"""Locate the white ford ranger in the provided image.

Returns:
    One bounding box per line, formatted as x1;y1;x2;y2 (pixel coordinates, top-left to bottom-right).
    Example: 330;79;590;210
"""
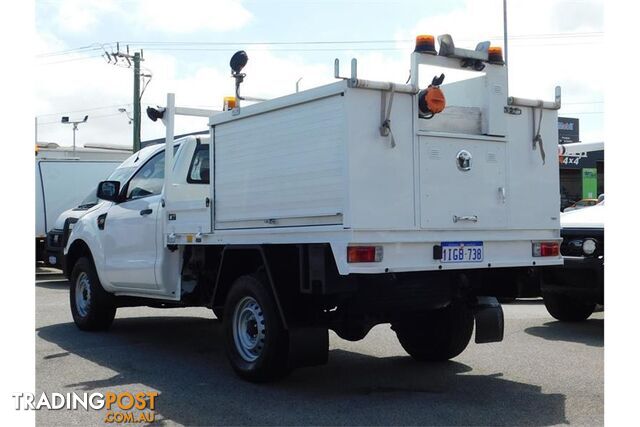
64;38;564;382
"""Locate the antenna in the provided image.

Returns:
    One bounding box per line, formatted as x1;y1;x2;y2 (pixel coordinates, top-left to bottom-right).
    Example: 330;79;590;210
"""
503;0;509;92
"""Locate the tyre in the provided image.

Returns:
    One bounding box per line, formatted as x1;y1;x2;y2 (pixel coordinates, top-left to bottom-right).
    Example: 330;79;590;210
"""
542;292;595;322
223;274;290;382
69;257;116;331
392;301;474;361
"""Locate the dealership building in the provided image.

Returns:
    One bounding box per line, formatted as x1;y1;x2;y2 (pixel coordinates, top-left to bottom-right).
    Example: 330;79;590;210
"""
557;117;604;208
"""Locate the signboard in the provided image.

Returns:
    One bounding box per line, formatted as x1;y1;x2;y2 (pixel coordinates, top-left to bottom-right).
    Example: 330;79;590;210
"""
559;149;604;169
558;117;579;144
582;168;597;199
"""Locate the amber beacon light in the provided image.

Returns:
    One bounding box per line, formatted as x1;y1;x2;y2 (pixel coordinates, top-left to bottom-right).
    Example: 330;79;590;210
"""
488;46;505;65
223;96;237;111
414;34;437;54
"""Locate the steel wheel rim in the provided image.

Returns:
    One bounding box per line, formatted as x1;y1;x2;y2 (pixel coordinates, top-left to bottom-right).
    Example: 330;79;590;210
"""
232;296;266;362
75;272;91;317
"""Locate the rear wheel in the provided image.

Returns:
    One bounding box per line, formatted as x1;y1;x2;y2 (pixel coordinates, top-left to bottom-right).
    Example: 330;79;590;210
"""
223;274;290;382
392;301;474;361
542;292;595;322
69;257;116;331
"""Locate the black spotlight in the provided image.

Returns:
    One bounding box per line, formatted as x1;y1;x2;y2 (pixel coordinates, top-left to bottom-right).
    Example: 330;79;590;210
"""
146;106;165;122
230;50;248;75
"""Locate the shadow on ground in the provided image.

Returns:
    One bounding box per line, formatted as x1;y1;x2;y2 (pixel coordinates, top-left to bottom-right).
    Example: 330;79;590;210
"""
37;315;567;426
36;279;70;290
525;319;604;348
505;299;544;305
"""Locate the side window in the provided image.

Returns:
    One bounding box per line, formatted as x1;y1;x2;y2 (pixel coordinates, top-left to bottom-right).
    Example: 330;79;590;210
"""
187;145;210;184
126;151;166;200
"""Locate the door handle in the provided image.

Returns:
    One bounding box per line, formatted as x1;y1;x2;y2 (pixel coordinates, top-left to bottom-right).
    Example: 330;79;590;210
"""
453;215;478;223
140;208;153;216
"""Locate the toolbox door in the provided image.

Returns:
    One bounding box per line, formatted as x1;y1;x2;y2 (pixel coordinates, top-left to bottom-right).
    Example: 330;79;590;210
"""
419;135;508;229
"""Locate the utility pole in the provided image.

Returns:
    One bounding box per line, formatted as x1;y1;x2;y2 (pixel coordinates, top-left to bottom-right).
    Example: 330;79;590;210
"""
104;44;149;152
133;52;141;152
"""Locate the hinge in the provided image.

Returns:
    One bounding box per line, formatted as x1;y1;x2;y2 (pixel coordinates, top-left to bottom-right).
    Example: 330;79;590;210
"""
504;106;522;115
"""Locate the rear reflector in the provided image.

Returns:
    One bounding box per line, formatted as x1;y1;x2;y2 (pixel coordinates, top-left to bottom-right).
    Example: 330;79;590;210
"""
532;242;560;257
347;246;383;263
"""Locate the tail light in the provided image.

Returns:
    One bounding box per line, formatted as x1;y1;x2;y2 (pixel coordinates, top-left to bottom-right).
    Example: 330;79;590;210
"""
347;246;383;263
532;242;560;257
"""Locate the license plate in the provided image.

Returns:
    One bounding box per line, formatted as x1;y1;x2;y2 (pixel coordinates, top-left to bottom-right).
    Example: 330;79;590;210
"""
441;241;483;263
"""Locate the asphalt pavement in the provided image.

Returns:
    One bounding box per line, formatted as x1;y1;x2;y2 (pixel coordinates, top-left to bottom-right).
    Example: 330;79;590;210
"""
36;273;603;426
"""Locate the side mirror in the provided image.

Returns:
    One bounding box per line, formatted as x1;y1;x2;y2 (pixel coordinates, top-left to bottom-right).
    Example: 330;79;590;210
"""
96;181;121;202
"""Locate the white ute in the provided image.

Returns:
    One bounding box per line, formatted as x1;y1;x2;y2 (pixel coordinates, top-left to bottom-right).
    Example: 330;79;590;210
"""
64;35;563;382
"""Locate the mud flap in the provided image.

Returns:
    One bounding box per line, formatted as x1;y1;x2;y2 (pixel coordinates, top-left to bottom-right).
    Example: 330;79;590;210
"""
473;296;504;344
287;327;329;368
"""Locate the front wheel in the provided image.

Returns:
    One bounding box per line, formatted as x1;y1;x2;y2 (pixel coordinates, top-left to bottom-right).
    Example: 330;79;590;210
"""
70;257;116;331
223;274;290;382
542;292;595;322
392;301;474;361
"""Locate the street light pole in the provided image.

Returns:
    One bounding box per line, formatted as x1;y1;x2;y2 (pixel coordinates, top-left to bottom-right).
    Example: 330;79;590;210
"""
61;115;88;155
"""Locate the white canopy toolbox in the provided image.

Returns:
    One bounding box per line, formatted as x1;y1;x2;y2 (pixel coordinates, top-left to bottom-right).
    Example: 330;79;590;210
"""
156;38;563;275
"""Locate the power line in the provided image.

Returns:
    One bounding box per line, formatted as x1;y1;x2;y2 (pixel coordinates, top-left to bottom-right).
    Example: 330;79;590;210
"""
123;32;603;46
37;54;104;65
37;112;123;126
36;43;115;58
36;31;603;57
37;103;134;118
133;40;602;53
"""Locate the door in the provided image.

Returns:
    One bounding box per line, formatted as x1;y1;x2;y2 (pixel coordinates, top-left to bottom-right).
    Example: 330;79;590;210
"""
102;151;166;290
419;135;508;229
164;138;212;234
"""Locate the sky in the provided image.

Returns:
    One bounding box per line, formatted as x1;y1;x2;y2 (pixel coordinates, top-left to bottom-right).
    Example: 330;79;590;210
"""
34;0;604;148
